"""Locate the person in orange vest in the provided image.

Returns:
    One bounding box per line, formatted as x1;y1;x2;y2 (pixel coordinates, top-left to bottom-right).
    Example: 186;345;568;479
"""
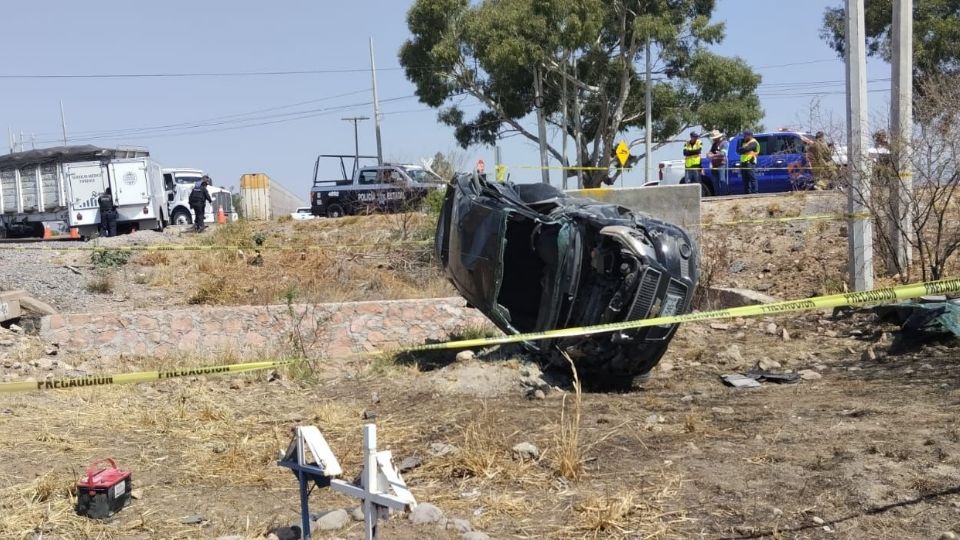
737;130;760;194
682;131;702;185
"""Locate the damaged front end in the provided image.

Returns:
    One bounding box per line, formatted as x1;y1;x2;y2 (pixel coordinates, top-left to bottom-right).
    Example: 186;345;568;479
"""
435;173;698;387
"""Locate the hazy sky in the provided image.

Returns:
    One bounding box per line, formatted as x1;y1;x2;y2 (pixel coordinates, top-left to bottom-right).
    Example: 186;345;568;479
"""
0;1;890;196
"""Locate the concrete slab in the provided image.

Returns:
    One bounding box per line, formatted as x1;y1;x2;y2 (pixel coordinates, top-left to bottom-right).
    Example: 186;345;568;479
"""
567;184;701;245
0;291;24;322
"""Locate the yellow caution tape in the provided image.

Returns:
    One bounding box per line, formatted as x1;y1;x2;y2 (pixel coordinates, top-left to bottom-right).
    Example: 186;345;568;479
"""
2;277;956;394
0;360;290;394
405;277;960;352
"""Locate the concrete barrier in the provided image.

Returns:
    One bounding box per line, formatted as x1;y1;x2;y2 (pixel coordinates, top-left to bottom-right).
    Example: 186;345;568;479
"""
40;297;490;359
567;184;701;245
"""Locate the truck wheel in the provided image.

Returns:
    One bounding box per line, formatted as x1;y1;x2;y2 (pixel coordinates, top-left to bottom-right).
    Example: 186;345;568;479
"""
326;203;345;218
171;209;193;225
699;181;714;197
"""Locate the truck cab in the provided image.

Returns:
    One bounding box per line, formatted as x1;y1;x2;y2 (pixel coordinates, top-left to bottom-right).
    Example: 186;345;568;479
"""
656;130;817;196
162;168;237;225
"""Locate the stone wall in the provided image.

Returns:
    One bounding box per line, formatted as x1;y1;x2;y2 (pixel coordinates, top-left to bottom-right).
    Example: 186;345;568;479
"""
39;298;490;359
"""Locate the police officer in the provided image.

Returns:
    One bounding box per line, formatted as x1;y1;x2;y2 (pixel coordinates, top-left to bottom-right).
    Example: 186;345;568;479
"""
188;176;213;231
682;131;702;184
97;187;118;237
738;130;760;194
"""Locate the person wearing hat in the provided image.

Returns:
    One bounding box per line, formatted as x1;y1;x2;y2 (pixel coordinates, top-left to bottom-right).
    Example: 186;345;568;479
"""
737;130;760;194
682;131;703;185
707;129;729;195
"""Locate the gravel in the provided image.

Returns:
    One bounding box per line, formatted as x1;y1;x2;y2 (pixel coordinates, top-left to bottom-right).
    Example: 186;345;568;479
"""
0;246;97;312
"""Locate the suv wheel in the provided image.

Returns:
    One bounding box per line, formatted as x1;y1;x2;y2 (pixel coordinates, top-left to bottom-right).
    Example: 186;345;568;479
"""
326;203;345;218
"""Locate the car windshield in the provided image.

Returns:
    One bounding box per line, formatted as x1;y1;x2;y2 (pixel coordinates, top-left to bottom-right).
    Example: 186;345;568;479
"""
175;175;203;185
406;168;443;184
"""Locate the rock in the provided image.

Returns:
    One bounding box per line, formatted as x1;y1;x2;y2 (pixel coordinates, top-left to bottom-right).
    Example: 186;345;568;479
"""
180;514;206;525
463;533;490;540
455;350;476;362
427;442;459;457
659;361;674;372
409;503;445;525
710;322;731;330
680;395;694;403
847;366;862;372
921;363;934;370
717;344;745;366
315;509;349;530
812;516;825;525
267;526;301;540
511;442;540;461
764;322;778;335
940;533;957;540
130;488;143;500
349;506;365;521
31;358;55;370
228;380;242;390
772;508;783;517
217;536;245;540
707;287;778;308
447;518;473;533
398;455;423;473
644;413;661;426
780;328;791;341
799;369;822;381
520;375;549;390
757;358;781;371
531;389;546;400
44;346;58;356
712;406;735;415
862;346;877;362
8;324;23;334
728;260;747;273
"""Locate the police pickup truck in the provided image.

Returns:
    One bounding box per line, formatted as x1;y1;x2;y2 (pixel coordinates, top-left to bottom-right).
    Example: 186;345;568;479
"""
309;157;444;218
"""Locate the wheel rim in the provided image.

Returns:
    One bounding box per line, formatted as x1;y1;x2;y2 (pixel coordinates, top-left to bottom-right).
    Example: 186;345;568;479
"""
173;213;190;225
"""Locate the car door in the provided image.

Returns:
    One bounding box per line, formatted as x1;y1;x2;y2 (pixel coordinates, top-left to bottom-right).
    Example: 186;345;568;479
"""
753;135;780;193
726;136;745;194
775;134;811;191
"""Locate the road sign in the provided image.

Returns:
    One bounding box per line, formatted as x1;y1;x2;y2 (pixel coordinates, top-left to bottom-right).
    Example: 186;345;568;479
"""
615;140;630;167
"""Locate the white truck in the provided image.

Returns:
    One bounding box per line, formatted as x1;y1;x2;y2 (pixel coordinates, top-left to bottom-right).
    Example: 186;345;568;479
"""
0;145;168;238
161;168;237;225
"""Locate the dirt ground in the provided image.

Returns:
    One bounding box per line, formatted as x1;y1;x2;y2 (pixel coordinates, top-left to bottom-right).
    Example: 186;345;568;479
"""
1;192;959;539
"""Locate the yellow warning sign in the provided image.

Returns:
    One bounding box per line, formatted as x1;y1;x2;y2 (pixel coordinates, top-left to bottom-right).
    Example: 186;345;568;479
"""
615;140;630;167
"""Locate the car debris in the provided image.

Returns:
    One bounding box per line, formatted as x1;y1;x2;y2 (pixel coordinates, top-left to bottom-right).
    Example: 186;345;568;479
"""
435;172;698;387
721;369;801;388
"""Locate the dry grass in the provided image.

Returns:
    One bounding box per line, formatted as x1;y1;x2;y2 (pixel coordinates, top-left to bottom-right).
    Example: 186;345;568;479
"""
134;216;453;306
553;351;584;481
85;271;114;294
570;470;685;539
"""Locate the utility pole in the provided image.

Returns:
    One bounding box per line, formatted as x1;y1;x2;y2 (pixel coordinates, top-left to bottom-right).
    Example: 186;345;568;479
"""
845;0;874;291
342;116;369;176
534;66;550;184
889;0;913;274
59;100;68;146
368;37;383;167
572;58;583;189
7;126;13;154
644;38;653;185
560;58;569;190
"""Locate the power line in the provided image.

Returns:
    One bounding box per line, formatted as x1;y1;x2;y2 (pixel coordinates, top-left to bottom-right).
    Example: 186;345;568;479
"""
0;67;410;79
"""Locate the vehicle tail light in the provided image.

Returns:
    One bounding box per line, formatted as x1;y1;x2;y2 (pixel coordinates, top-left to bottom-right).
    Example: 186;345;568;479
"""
143;206;149;214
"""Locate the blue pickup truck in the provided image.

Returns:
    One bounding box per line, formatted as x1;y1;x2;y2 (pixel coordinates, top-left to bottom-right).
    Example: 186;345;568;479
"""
656;130;817;196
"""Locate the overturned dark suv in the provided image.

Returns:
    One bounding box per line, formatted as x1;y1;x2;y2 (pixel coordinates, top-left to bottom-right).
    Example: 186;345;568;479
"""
435;173;698;386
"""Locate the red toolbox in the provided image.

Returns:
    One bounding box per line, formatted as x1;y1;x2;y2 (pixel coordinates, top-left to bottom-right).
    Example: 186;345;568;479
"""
76;458;132;519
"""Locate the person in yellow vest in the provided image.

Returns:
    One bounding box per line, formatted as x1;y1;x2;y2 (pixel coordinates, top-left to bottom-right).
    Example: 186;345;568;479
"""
737;130;760;194
682;131;702;184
